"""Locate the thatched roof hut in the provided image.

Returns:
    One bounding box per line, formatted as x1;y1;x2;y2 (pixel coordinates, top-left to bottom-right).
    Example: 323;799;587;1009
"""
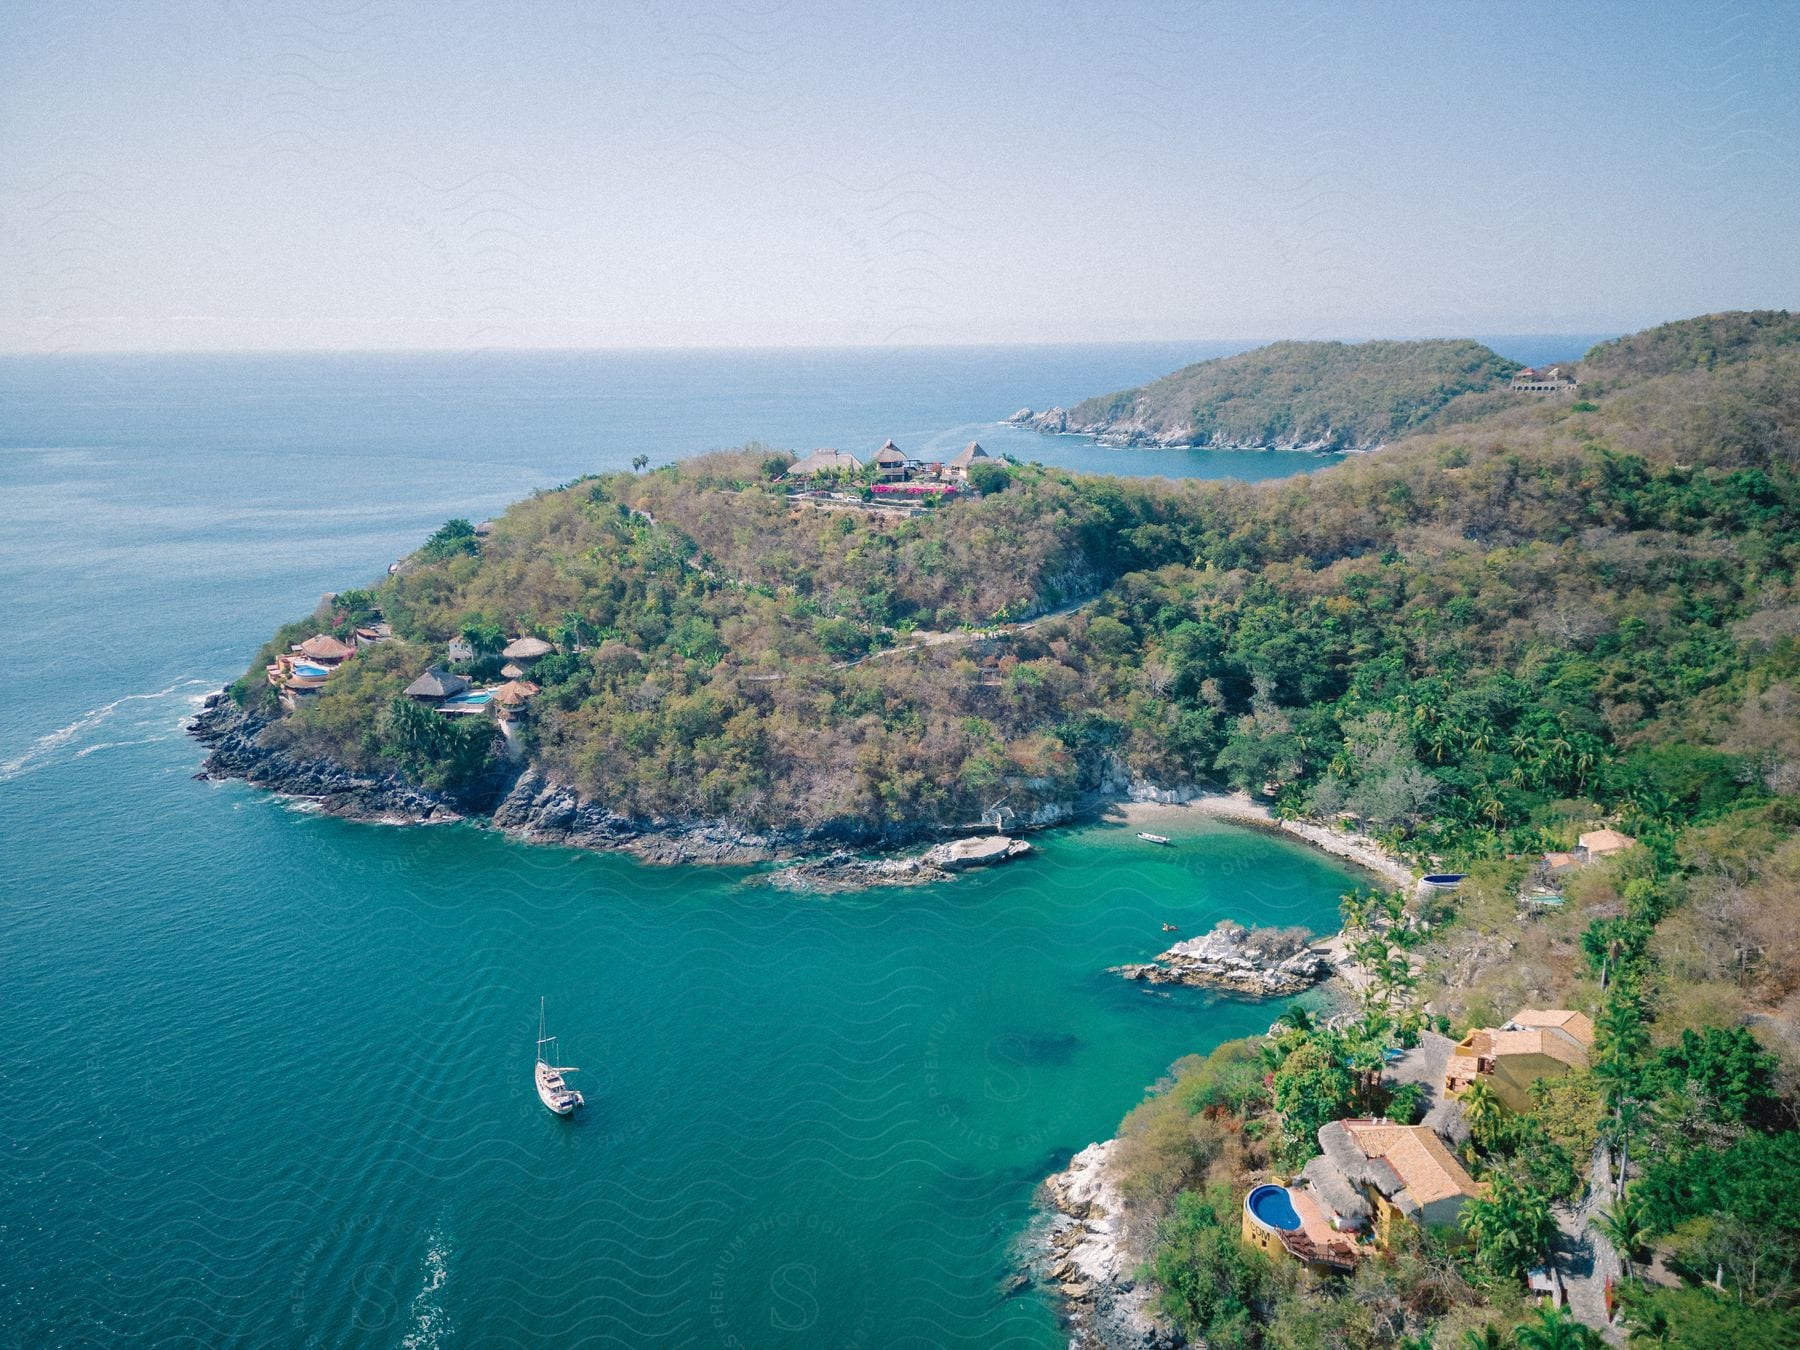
948;440;990;469
502;636;554;661
786;448;863;477
1301;1153;1371;1223
405;667;469;701
500;662;526;679
298;634;356;661
492;679;540;707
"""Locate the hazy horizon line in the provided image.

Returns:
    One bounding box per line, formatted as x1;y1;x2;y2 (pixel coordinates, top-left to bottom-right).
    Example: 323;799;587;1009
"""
0;329;1628;360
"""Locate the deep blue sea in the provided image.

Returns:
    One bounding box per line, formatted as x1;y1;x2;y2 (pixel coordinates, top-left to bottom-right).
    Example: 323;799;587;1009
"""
0;340;1601;1347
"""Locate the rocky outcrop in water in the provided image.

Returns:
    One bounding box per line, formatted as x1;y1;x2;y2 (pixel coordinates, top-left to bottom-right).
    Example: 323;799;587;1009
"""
765;835;1032;892
1008;406;1069;434
1037;1140;1180;1349
1113;919;1330;996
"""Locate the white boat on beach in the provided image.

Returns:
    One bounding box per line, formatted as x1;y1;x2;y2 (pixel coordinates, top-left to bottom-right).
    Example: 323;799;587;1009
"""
535;998;584;1116
1136;832;1172;845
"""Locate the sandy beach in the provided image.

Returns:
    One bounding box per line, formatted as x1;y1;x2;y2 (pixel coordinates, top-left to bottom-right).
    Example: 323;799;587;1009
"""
1100;792;1416;889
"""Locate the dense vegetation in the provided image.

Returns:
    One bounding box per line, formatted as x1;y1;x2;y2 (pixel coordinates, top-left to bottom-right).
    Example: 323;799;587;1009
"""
1111;859;1800;1347
1063;337;1523;449
241;312;1798;864
232;312;1800;1342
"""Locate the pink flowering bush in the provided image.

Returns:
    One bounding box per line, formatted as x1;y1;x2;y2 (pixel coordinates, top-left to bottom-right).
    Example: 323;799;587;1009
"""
872;483;957;497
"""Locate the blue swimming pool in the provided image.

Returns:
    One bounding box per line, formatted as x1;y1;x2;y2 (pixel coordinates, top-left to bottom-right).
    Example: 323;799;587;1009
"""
1246;1184;1301;1232
293;664;330;679
440;691;492;708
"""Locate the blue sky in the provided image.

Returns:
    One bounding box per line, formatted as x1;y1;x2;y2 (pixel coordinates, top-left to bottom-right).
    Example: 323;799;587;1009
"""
2;1;1797;350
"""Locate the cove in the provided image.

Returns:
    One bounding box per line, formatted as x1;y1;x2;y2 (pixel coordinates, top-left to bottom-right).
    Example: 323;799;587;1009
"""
2;764;1357;1345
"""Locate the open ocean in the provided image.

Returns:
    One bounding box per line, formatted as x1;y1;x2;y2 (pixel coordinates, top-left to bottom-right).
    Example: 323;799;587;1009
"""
0;339;1602;1347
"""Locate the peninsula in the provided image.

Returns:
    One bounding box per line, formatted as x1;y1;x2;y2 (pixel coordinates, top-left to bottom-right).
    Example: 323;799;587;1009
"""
1012;335;1527;451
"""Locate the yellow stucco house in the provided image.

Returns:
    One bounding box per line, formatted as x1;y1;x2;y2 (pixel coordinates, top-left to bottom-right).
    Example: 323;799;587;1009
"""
1301;1119;1484;1252
1444;1008;1595;1113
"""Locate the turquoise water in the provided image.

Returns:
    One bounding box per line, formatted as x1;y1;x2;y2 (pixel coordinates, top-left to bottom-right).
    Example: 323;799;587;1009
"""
0;344;1590;1344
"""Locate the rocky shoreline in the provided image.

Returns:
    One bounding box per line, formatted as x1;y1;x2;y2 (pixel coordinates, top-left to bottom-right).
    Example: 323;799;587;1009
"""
1112;919;1333;996
189;694;1035;872
1006;407;1365;454
190;695;1416;897
1034;1140;1179;1349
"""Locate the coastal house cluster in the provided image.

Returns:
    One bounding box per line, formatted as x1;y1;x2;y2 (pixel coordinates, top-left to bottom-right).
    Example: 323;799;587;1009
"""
1509;364;1579;393
267;616;548;734
784;438;995;495
402;634;550;732
1243;1004;1593;1278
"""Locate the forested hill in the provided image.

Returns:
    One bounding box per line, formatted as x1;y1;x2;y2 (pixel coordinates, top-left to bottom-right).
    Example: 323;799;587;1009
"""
1049;336;1523;450
233;308;1797;872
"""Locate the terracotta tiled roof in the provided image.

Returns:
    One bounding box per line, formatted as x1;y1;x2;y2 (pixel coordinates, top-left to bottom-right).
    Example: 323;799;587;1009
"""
1511;1009;1595;1047
1339;1120;1481;1208
1489;1028;1589;1068
1578;828;1636;856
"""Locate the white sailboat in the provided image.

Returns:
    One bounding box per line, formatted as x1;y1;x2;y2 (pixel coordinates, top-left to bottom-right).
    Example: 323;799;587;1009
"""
535;998;584;1116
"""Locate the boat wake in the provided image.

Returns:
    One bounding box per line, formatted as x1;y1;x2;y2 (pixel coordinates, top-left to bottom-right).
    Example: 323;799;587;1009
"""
400;1226;453;1350
0;679;215;781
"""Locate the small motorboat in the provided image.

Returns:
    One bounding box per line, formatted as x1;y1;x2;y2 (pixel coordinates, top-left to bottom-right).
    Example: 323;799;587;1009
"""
1161;922;1179;933
1136;832;1171;845
534;998;584;1116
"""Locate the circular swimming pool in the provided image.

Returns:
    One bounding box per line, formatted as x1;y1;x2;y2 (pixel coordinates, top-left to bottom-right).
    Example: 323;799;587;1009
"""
1245;1183;1301;1232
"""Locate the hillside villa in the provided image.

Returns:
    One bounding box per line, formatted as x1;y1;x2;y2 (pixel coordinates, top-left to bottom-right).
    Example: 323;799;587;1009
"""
266;633;357;710
501;636;554;666
1510;365;1579;393
1575;828;1636;859
1243;1118;1483;1273
946;440;991;481
1444;1009;1595;1113
405;666;469;704
1533;827;1638;891
872;440;907;481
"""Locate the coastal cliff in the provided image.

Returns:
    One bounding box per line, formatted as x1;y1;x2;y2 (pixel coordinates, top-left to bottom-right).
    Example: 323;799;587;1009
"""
191;694;1038;873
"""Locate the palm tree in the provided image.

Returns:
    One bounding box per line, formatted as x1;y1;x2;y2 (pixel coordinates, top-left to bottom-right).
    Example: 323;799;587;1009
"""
1624;1304;1673;1345
631;454;649;472
1598;1095;1644;1200
1460;1077;1504;1145
1275;1006;1315;1035
1593;1191;1650;1280
1514;1306;1602;1350
1461;1327;1509;1350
